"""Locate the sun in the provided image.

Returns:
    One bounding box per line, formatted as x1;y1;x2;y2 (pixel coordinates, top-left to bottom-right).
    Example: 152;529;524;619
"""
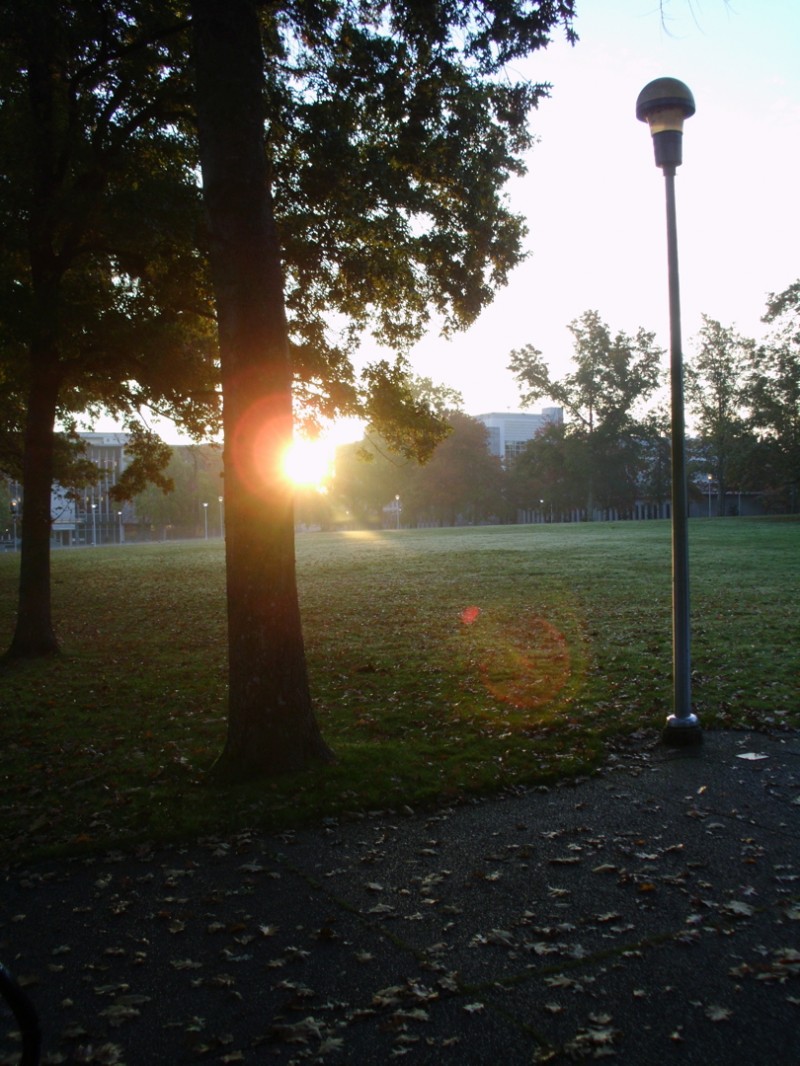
282;436;335;490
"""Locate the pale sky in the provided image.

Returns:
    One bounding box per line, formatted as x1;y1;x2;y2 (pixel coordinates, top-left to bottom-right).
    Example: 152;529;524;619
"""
403;0;800;417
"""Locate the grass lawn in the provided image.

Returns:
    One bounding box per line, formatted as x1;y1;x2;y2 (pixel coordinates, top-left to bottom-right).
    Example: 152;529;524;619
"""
1;517;797;862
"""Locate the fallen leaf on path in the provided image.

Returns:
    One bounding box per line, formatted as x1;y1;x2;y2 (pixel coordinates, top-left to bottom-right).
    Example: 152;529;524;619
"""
705;1004;732;1022
722;900;755;918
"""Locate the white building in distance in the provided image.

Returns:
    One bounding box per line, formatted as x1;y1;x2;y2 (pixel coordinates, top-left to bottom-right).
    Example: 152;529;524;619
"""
52;432;132;545
476;408;563;462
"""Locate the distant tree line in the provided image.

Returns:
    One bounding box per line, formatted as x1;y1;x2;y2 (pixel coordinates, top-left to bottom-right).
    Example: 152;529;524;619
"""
133;445;224;539
24;284;789;539
308;291;800;528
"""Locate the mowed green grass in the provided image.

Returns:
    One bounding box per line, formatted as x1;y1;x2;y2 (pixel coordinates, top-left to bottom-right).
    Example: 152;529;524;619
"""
1;518;797;862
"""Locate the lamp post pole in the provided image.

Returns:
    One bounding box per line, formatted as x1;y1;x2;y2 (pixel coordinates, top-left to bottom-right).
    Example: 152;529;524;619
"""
395;494;401;530
91;503;97;547
218;495;224;538
637;77;701;745
203;501;209;540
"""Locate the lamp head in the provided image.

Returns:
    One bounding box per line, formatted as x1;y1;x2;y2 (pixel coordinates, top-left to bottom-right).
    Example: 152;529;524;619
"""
636;77;695;170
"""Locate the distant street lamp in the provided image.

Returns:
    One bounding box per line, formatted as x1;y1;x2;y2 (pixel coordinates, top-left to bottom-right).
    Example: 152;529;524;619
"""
395;494;401;530
91;502;97;546
637;76;701;746
10;498;18;551
218;495;224;538
118;510;124;544
707;473;713;518
203;501;209;539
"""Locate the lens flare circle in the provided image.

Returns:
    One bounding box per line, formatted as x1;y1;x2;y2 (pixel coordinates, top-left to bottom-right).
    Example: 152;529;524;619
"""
469;613;572;710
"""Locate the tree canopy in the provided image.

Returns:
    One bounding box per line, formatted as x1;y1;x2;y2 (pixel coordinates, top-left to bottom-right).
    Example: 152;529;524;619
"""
509;310;663;515
2;0;575;663
0;1;224;654
749;282;800;511
189;0;577;776
685;316;754;515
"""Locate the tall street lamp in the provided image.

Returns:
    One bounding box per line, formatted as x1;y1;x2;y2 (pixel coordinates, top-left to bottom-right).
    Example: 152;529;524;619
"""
203;501;209;540
637;77;702;746
218;495;224;538
395;494;401;530
91;502;97;546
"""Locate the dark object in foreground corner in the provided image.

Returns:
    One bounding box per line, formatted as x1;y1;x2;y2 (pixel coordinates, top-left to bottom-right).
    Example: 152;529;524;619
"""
0;962;41;1065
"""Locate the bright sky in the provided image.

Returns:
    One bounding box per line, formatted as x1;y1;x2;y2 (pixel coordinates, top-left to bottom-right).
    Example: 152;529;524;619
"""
403;0;800;416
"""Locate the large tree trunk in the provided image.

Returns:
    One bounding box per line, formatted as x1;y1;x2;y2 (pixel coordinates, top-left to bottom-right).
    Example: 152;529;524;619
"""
5;8;64;659
6;356;61;658
191;0;333;777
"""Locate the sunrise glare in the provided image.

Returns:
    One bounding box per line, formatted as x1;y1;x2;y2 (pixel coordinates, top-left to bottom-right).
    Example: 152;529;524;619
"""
282;436;335;490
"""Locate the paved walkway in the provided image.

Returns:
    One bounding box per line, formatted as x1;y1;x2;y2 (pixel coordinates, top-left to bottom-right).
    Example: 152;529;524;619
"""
1;729;799;1064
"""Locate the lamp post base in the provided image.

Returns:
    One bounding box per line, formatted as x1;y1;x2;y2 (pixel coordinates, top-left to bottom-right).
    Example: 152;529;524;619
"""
662;714;703;747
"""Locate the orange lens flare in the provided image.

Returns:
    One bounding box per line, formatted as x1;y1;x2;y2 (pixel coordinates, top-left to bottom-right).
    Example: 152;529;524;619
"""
462;610;571;710
228;395;294;497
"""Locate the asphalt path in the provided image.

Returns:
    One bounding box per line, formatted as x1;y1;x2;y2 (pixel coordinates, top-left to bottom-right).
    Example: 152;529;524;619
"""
1;728;798;1064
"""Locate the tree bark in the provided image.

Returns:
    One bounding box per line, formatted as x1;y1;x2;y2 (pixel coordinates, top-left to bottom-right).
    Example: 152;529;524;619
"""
6;354;61;658
191;0;333;777
5;7;64;658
